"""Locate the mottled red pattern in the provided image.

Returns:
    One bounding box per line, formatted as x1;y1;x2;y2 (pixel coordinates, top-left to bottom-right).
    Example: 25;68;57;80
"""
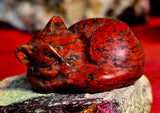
14;16;145;93
0;16;159;113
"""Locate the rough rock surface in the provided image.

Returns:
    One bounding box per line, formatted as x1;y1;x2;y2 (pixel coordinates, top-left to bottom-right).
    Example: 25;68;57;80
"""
0;74;152;113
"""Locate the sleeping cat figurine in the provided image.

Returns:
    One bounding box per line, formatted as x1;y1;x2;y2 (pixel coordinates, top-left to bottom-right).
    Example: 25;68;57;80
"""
15;16;145;93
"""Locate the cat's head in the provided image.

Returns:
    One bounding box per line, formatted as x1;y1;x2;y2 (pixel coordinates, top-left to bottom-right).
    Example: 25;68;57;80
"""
15;16;78;68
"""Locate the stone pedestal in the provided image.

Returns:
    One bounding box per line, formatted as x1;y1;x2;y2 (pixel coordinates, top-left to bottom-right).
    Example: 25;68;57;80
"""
0;74;152;113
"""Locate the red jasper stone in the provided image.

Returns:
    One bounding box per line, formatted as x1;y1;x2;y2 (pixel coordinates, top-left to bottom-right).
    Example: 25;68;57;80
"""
15;16;145;93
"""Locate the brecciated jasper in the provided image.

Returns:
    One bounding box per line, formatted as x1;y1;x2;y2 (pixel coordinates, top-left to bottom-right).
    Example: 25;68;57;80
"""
15;16;145;93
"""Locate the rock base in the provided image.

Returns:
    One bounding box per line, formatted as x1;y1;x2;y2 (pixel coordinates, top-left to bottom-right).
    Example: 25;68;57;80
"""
0;74;152;113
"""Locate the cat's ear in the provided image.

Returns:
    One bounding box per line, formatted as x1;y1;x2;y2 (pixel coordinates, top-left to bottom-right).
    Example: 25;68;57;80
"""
15;44;33;66
42;16;68;35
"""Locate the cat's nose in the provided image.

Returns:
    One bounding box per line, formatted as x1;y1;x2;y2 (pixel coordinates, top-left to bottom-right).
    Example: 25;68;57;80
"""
15;44;34;66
